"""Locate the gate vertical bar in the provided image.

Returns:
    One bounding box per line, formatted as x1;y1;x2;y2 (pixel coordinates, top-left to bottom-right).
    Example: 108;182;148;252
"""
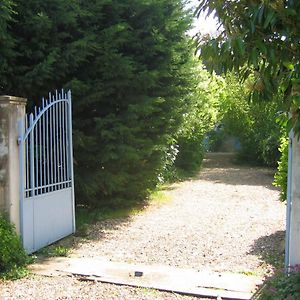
53;95;57;190
42;99;46;193
29;114;35;197
46;100;50;193
34;108;38;195
18;118;25;242
39;108;42;194
50;98;54;191
59;99;63;189
67;90;76;231
55;95;59;187
62;102;68;188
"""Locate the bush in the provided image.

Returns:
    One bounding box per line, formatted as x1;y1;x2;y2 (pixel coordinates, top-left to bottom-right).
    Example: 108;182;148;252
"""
156;63;223;181
274;135;289;201
174;135;205;173
0;214;29;278
220;75;282;167
171;66;224;175
257;266;300;299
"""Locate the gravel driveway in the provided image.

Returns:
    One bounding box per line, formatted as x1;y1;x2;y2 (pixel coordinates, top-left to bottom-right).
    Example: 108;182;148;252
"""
0;153;286;299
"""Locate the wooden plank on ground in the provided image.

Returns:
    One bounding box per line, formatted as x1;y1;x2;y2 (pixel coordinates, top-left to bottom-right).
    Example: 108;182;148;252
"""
30;257;262;300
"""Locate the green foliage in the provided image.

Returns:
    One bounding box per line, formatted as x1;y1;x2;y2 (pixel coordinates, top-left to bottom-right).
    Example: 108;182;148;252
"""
75;207;103;236
257;266;300;300
0;214;29;279
174;66;221;171
0;0;15;91
196;0;300;133
223;97;281;166
71;0;195;208
1;0;197;208
274;135;289;201
161;64;223;178
76;204;143;236
37;245;69;257
175;136;205;172
207;129;226;152
203;74;282;167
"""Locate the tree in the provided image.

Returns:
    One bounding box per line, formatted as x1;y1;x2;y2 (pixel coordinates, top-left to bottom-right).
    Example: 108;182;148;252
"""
2;0;84;104
1;0;196;208
71;0;195;207
196;0;300;129
0;0;14;91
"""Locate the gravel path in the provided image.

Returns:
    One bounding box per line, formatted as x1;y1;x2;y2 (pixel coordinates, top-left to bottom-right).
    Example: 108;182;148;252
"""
0;153;286;299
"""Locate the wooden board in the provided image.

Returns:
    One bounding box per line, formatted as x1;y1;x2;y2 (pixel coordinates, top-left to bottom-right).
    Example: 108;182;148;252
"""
30;257;262;300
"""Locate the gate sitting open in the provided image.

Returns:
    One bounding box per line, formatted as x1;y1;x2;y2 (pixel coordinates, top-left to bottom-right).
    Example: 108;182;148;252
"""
18;90;75;253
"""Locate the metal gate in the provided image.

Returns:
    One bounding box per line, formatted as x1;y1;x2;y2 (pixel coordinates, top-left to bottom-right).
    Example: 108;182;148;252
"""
18;90;75;253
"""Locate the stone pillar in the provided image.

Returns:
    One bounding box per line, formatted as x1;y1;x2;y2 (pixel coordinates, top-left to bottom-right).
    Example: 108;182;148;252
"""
0;95;27;234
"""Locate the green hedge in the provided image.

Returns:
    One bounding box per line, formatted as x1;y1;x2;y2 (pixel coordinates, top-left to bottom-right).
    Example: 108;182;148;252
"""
220;75;282;167
0;0;196;208
274;135;289;201
0;214;28;278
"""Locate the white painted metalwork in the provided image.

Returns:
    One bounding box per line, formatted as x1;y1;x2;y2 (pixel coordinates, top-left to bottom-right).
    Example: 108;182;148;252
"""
18;90;75;253
285;130;293;270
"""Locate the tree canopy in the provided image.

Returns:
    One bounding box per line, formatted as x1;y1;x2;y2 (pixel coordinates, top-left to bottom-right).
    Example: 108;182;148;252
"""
0;0;201;208
196;0;300;131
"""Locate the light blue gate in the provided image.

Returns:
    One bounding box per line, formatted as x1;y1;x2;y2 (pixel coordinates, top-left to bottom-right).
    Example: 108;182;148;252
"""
18;90;75;253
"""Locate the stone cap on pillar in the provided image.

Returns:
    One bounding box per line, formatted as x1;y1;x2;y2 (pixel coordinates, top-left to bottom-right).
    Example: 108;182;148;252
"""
0;95;27;105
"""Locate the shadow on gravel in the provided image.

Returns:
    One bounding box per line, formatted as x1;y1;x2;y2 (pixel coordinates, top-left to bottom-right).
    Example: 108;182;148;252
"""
198;168;278;190
248;230;285;270
196;152;278;190
33;204;146;261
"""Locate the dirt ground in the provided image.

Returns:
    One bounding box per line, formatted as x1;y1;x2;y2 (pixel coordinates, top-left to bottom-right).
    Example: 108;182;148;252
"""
0;152;286;300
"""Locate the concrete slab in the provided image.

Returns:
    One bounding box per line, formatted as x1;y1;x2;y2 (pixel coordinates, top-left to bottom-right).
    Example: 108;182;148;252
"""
30;257;262;300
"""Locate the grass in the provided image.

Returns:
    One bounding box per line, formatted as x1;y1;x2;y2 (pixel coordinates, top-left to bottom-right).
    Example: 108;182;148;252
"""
148;189;172;206
0;266;30;280
35;245;70;258
138;287;160;297
239;269;265;277
75;205;142;237
76;188;172;236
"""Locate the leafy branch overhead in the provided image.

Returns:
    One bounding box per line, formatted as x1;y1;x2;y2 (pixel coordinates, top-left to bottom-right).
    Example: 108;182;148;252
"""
196;0;300;132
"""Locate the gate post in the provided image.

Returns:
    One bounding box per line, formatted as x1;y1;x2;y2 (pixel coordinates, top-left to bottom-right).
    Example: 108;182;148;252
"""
287;133;300;267
0;95;27;234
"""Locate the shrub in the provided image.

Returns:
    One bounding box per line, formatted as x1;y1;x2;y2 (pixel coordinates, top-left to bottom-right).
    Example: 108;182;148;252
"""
220;75;282;167
0;214;29;278
171;66;223;175
257;266;300;299
274;135;289;201
175;135;205;173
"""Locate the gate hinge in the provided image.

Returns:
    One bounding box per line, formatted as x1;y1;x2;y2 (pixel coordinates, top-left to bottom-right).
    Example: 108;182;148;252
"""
17;137;22;145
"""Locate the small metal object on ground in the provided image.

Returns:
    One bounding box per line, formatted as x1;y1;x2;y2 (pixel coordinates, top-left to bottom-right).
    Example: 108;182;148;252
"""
134;271;143;277
30;257;262;300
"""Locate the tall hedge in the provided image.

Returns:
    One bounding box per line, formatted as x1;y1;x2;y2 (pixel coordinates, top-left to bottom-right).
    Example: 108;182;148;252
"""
219;75;282;167
0;0;195;208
